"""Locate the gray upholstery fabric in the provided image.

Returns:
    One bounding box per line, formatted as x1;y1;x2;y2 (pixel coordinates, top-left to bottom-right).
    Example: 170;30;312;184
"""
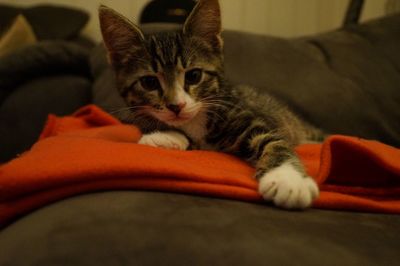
0;75;91;161
224;29;400;144
223;14;400;146
0;192;399;266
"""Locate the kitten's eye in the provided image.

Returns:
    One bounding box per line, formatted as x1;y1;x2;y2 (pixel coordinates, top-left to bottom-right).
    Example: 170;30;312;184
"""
185;68;202;85
139;76;160;91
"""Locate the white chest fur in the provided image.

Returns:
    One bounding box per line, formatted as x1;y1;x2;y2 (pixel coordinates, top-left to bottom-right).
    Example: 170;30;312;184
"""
178;111;212;149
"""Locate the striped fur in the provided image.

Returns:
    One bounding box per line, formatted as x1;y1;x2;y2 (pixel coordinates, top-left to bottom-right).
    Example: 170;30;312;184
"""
99;0;323;209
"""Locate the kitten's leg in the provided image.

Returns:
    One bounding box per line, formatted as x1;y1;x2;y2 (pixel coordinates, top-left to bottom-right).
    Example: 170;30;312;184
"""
139;131;189;150
253;139;319;209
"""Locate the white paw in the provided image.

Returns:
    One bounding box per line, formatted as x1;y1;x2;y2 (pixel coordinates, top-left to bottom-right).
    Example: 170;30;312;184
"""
258;162;319;209
138;131;189;150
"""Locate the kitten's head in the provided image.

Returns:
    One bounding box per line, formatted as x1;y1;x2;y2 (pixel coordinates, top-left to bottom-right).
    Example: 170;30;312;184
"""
99;0;223;127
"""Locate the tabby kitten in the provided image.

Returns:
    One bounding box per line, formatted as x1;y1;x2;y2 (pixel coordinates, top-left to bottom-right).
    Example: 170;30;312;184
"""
99;0;321;209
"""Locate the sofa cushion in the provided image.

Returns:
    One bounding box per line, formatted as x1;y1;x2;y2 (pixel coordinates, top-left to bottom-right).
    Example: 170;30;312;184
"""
223;13;400;146
0;75;91;162
0;191;399;266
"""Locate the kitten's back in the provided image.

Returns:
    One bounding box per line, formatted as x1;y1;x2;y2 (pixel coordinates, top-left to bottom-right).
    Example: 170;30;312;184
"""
233;84;325;145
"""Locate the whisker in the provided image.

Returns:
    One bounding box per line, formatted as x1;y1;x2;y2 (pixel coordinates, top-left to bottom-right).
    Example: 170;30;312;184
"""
108;105;149;115
201;99;244;112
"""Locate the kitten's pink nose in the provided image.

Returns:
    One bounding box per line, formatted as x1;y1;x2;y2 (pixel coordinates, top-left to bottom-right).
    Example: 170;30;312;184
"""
167;102;186;115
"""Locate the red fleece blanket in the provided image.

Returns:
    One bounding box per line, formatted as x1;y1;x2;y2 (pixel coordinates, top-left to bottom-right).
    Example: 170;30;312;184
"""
1;105;400;226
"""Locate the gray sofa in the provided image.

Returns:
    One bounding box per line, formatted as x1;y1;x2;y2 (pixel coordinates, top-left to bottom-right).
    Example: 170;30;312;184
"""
1;9;400;266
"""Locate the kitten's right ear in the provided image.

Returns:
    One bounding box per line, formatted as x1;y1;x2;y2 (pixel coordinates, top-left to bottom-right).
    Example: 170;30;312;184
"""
99;5;145;66
183;0;222;51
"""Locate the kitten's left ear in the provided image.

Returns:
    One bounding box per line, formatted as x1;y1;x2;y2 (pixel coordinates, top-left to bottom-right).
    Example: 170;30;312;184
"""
183;0;223;50
99;5;145;66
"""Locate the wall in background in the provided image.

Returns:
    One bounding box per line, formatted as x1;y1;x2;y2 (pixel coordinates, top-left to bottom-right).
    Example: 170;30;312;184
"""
222;0;385;37
1;0;387;41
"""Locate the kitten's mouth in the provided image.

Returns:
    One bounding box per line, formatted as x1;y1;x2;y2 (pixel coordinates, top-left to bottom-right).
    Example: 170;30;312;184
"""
164;114;194;125
161;109;201;126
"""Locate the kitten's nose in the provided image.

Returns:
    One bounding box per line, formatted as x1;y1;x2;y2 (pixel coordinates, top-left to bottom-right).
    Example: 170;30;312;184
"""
167;102;186;115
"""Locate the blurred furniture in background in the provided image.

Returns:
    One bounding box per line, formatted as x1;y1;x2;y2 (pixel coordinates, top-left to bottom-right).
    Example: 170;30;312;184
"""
140;0;196;24
0;4;93;162
0;14;37;57
343;0;365;25
0;0;390;41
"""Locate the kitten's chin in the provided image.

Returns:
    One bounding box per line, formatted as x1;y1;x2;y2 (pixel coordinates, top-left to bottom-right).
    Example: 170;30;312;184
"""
163;112;198;127
164;117;193;127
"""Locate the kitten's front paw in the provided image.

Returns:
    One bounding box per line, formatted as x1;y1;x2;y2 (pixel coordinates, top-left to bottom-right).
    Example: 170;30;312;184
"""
258;162;319;209
138;131;189;150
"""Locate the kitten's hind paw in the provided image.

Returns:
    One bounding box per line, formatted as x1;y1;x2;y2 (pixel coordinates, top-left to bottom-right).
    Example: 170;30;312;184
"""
138;131;189;150
258;162;319;209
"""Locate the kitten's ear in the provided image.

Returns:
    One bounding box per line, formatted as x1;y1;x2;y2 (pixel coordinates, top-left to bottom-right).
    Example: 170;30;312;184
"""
99;5;145;66
183;0;223;50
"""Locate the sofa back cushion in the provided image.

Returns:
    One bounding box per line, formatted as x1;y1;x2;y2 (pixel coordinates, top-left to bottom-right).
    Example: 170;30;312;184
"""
223;13;400;146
